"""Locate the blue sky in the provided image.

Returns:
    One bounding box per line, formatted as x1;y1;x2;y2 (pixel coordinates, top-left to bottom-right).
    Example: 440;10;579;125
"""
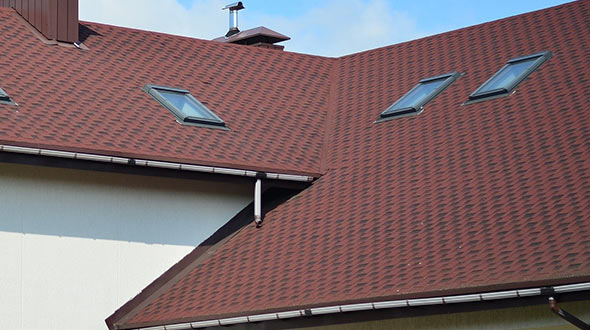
80;0;573;57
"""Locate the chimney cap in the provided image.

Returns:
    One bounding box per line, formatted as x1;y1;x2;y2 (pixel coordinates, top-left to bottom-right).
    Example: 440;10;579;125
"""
223;2;244;11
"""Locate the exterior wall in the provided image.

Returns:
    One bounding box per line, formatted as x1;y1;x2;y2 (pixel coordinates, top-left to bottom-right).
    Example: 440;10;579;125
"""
303;300;590;330
0;162;252;330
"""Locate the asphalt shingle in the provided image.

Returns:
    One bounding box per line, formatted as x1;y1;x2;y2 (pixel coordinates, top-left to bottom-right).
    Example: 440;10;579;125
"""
120;2;590;327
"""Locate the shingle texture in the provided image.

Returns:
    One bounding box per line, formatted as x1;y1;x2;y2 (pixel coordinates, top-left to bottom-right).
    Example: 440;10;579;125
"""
0;10;333;176
1;2;589;329
118;2;590;328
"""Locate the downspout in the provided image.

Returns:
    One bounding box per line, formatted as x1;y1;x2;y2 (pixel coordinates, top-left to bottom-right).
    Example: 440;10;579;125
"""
548;297;590;329
254;178;263;227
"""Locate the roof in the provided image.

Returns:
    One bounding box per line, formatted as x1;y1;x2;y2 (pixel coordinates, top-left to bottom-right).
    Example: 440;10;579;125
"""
212;26;290;44
0;8;331;177
108;2;590;328
0;1;588;329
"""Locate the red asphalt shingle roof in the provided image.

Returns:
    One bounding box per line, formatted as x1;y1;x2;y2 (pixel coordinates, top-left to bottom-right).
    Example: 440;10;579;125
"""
1;1;589;329
115;2;590;328
0;9;333;176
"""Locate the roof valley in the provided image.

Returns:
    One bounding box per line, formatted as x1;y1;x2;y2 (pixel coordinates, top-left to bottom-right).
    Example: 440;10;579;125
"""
319;58;341;174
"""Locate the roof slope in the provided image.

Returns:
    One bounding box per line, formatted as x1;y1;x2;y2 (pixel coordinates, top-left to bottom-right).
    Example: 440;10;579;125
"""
0;9;333;176
114;2;590;328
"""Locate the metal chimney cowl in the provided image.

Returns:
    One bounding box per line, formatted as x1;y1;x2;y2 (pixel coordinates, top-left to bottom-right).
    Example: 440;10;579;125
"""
223;2;245;38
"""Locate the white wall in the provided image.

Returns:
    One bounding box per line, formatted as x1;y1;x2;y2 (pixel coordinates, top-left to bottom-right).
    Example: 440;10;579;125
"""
0;162;252;330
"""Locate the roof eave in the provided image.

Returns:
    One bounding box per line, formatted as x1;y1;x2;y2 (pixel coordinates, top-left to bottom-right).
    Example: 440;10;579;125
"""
116;281;590;330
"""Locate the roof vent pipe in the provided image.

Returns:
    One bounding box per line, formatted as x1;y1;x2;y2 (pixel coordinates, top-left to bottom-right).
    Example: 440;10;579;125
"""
223;2;245;38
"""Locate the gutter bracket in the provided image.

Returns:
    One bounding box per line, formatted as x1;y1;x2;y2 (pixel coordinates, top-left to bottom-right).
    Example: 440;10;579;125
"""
540;287;556;296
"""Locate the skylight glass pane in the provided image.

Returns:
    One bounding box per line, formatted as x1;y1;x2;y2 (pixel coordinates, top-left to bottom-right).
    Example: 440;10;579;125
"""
477;58;536;92
389;78;446;111
469;51;551;101
144;84;226;128
157;89;217;120
379;72;459;120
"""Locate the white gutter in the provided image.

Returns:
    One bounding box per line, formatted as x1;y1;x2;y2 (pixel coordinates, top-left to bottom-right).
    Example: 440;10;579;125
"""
0;144;314;182
133;282;590;330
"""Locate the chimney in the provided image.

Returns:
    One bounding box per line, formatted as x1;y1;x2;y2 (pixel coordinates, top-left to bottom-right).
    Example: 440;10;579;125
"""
214;2;290;51
222;2;244;38
0;0;79;43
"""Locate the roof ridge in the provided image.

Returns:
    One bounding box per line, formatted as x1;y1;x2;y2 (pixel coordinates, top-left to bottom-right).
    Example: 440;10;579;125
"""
78;19;330;60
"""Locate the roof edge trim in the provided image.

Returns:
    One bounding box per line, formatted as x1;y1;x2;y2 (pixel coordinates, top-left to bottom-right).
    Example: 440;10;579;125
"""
129;282;590;330
0;144;314;182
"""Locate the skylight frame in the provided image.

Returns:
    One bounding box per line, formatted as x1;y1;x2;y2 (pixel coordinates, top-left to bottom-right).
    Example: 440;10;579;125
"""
143;84;228;129
0;87;17;106
377;72;461;122
468;50;552;102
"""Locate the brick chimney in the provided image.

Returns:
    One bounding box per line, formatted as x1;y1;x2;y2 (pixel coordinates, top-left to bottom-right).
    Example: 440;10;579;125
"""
0;0;79;43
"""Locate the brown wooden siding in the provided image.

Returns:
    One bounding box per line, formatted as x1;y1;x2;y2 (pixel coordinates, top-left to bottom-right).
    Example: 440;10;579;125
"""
0;0;78;43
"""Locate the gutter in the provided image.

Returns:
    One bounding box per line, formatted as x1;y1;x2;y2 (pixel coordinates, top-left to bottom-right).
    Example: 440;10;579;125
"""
0;144;315;182
131;282;590;330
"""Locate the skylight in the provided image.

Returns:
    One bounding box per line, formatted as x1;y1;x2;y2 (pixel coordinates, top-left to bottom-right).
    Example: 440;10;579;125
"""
0;87;16;106
378;72;460;120
468;51;551;101
144;85;227;129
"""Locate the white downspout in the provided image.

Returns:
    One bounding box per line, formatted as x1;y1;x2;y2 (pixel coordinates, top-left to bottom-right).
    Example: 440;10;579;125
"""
254;178;262;227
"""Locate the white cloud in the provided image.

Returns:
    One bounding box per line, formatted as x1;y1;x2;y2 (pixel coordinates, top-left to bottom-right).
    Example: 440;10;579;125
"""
246;0;425;56
79;0;426;57
79;0;227;39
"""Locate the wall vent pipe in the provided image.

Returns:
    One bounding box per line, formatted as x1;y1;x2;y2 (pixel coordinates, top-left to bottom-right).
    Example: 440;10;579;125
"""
223;2;244;37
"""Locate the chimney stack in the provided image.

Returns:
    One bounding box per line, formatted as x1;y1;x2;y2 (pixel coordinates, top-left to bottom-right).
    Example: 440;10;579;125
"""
214;2;290;50
222;2;244;38
0;0;79;43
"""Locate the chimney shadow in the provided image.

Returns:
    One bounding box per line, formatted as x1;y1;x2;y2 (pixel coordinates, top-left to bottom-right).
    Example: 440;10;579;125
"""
79;23;102;43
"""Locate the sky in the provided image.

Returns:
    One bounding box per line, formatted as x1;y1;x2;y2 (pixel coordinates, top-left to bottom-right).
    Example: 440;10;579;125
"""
79;0;573;57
